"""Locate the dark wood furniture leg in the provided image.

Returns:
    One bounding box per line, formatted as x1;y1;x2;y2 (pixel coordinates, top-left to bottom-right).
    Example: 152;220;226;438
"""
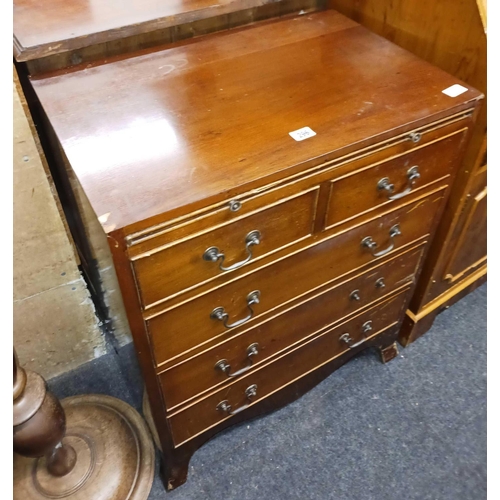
378;342;399;363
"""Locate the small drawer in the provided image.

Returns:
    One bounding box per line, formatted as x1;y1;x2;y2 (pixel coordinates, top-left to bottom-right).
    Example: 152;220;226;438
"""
159;245;424;410
167;291;408;446
132;186;319;307
147;188;445;366
325;127;467;229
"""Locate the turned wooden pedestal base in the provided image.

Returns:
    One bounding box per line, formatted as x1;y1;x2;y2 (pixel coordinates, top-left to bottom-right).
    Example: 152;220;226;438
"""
14;394;156;500
13;352;155;500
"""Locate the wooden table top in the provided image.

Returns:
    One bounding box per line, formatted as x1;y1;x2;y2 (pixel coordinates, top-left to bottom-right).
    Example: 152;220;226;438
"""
31;10;481;234
14;0;287;61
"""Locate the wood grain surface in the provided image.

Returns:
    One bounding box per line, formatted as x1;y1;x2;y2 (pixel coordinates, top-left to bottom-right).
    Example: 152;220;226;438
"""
158;245;424;410
325;0;487;344
26;9;483;489
14;0;315;61
167;290;408;446
30;10;481;234
146;188;445;365
133;187;319;306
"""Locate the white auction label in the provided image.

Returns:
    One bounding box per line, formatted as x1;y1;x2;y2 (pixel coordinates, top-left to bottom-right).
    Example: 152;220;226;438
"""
289;126;317;141
442;84;468;98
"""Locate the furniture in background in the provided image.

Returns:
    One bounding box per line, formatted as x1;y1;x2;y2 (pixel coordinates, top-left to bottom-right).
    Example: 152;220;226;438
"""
14;0;323;75
26;9;482;489
13;349;155;499
326;0;487;344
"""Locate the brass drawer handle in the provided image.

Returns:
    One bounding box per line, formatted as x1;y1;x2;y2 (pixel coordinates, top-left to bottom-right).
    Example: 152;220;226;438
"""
214;343;259;378
377;166;421;200
203;230;261;272
361;224;401;258
216;384;258;416
339;321;373;349
210;291;261;329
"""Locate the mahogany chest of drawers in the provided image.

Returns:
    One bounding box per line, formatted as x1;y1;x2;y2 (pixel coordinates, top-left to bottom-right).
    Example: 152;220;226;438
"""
29;10;482;490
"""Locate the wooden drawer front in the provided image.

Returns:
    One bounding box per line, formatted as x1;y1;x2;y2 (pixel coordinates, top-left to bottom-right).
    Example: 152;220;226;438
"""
148;189;444;366
325;128;467;229
159;245;423;410
168;291;408;446
133;187;319;307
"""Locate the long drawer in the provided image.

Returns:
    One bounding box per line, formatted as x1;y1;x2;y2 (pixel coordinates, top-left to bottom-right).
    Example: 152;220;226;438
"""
159;245;424;410
148;188;445;365
167;291;408;446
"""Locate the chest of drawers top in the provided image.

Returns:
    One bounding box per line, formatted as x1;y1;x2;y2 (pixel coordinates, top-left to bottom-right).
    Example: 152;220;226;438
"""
30;10;481;236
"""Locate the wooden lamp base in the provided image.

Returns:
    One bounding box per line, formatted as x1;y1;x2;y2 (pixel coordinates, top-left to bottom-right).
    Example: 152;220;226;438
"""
13;353;155;500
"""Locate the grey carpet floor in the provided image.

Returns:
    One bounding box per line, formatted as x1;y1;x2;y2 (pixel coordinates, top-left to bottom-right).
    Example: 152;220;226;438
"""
49;283;487;500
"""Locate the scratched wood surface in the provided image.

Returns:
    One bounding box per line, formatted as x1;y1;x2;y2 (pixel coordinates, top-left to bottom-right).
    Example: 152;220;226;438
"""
327;0;486;175
14;0;321;63
18;1;323;74
31;10;481;235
